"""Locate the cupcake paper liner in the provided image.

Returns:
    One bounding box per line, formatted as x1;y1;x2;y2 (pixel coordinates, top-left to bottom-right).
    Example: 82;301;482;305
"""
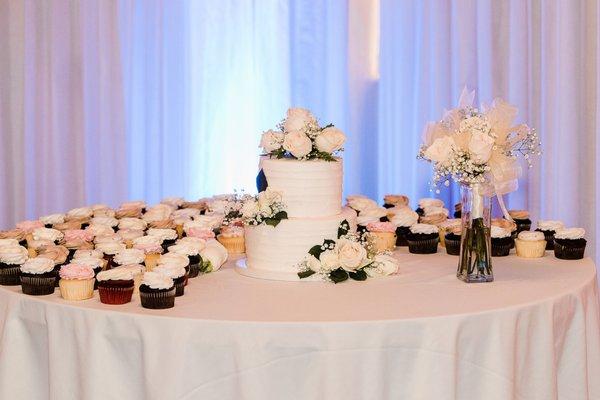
515;239;547;258
174;280;185;297
188;263;200;279
0;265;22;286
59;278;95;301
21;275;56;296
395;227;410;247
444;238;461;256
217;235;246;254
554;241;586;260
368;232;396;253
140;288;176;309
98;285;134;305
492;242;512;257
407;237;438;254
537;230;556;250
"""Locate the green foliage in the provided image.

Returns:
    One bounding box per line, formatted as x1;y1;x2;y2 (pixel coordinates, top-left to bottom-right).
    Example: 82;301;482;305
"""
329;268;349;284
297;270;316;279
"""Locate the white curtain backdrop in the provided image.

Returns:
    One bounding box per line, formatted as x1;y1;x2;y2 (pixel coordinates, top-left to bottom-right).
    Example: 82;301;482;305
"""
1;0;598;260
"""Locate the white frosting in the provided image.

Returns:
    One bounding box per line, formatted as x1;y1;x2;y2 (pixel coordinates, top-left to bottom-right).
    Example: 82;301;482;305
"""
141;271;173;290
423;206;449;217
554;228;586;240
537;220;565;232
346;196;379;212
95;241;126;255
85;224;114;237
158;253;190;268
116;229;144;241
259;157;342;218
39;213;65;225
32;227;64;243
96;269;134;281
94;234;122;244
73;249;104;259
154;265;186;279
161;197;184;208
142;205;173;222
118;218;147;231
118;264;146;275
90;216;118;227
418;198;444;209
75;257;103;269
173;208;201;219
168;243;200;256
409;223;439;235
67;207;93;219
517;231;545;241
133;235;161;246
0;238;20;248
114;249;145;265
191;215;223;230
440;219;461;229
390;209;419;227
176;237;206;251
20;257;54;274
146;228;178;241
0;246;29;265
491;226;511;239
244;207;357;280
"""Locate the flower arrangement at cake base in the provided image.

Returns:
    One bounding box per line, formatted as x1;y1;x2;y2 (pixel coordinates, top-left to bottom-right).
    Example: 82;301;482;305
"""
296;220;399;283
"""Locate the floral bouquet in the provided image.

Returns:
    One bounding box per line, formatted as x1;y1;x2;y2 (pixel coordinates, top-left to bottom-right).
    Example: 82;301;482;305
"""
208;192;253;227
241;188;288;227
260;108;346;161
297;220;399;283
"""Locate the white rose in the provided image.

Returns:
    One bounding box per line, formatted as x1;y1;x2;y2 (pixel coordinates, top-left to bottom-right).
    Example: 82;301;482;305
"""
260;130;285;153
468;132;495;164
347;196;378;213
200;241;228;272
283;108;316;132
283;130;313;158
315;127;346;153
258;188;283;206
373;254;399;276
319;250;340;272
305;255;324;273
241;200;259;218
335;238;367;271
208;199;230;214
424;136;456;164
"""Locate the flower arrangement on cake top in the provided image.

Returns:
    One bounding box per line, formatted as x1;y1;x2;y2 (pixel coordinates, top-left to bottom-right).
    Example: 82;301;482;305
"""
297;220;399;283
260;107;346;161
241;188;288;227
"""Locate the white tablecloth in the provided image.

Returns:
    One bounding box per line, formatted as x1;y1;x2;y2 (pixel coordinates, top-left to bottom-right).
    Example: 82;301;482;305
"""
0;249;599;400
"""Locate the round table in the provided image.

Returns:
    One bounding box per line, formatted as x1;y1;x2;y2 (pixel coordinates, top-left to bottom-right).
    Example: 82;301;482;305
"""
1;250;599;400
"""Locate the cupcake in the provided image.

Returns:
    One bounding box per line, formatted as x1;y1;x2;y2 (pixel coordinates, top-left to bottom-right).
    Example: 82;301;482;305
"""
32;227;64;245
16;220;44;251
0;229;26;247
346;195;379;214
162;197;185;209
65;207;93;228
84;223;115;238
91;204;115;218
419;206;449;226
492;218;518;248
365;222;396;253
0;238;20;248
535;220;565;250
146;228;179;252
0;245;29;285
117;217;147;232
139;271;176;309
439;219;461;248
187;227;216;241
356;206;389;234
74;257;104;289
113;248;146;268
58;263;95;300
95;241;126;269
63;229;95;261
389;208;419;246
20;257;56;295
508;210;532;233
36;245;70;269
39;213;65;228
406;224;439;254
143;205;174;229
116;263;145;295
515;231;546;258
117;228;145;248
491;226;513;257
217;226;245;254
444;225;462;256
199;241;229;272
25;239;54;258
158;252;191;278
416;198;444;216
115;204;144;219
72;248;104;260
180;200;208;212
383;194;409;209
89;216;119;230
52;220;83;231
153;265;187;297
132;236;163;270
96;269;135;305
554;228;587;260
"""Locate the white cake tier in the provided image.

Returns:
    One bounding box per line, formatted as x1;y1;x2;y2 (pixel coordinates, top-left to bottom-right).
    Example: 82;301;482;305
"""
239;207;357;281
259;157;342;218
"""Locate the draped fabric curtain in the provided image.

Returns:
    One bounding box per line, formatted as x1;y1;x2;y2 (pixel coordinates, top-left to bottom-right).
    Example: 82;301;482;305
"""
1;0;599;259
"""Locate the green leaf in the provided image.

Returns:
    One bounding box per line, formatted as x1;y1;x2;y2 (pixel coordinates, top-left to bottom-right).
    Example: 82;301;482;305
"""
329;268;349;284
321;123;334;130
349;269;367;281
199;260;213;273
264;218;281;227
337;219;350;238
308;245;324;259
297;270;316;279
273;211;288;221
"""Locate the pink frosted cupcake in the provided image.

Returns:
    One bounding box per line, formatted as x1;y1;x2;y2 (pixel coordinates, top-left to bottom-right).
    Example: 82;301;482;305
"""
59;263;95;300
366;222;396;253
217;226;245;254
132;236;163;271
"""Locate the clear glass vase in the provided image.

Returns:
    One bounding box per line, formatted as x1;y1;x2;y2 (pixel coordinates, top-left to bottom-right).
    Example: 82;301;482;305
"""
457;183;493;283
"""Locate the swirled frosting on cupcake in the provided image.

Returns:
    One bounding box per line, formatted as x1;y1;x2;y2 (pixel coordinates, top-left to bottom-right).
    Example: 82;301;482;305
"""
39;213;65;226
132;236;163;254
117;263;145;276
409;223;439;235
356;207;388;226
390;208;419;227
120;200;146;210
173;208;201;220
74;257;103;270
168;243;200;256
440;219;461;229
0;245;28;265
219;226;244;238
113;249;145;265
64;229;95;244
491;226;511;238
117;229;145;241
154;265;186;279
420;206;449;226
187;227;216;240
85;224;115;237
492;218;517;233
96;268;134;281
537;220;565;232
176;237;206;250
95;241;126;255
517;231;545;241
90;216;119;227
158;252;190;268
146;228;178;242
346;195;378;213
555;228;585;240
0;238;20;248
118;218;147;231
59;263;95;280
142;205;173;223
366;222;396;233
73;249;103;259
32;227;64;243
37;245;69;265
91;204;115;217
509;210;530;220
384;194;409;207
141;271;173;289
418;198;444;209
16;220;44;234
0;229;25;241
94;233;123;245
20;257;54;274
66;207;93;220
194;214;224;230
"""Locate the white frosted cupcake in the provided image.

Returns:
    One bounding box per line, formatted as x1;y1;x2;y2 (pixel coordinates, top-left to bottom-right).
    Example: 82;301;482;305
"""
132;236;163;270
20;257;55;295
406;223;439;254
515;231;546;258
153;265;187;297
139;271;175;309
390;208;419;246
0;245;29;285
39;213;65;228
536;220;564;250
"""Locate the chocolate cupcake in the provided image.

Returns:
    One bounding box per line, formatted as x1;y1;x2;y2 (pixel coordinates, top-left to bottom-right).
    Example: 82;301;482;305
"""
20;258;56;295
139;272;176;309
95;241;126;270
383;194;409;209
153;265;187;297
146;228;178;252
39;213;65;229
491;226;513;257
0;245;29;286
444;225;462;256
389;207;419;246
554;228;587;260
508;210;532;233
416;198;444;217
535;220;564;250
167;243;199;278
406;224;439;254
97;269;135;305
